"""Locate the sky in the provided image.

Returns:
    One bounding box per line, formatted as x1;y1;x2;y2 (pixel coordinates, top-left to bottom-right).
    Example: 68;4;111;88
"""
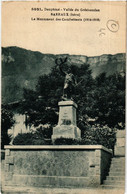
2;1;126;56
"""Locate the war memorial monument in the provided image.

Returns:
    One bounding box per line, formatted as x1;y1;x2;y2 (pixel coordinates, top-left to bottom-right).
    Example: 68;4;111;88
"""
3;58;114;189
52;58;81;141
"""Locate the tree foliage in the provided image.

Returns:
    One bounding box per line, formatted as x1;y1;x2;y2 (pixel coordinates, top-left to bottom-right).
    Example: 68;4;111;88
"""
93;73;125;128
13;64;125;148
81;124;116;150
1;105;15;148
20;63;125;130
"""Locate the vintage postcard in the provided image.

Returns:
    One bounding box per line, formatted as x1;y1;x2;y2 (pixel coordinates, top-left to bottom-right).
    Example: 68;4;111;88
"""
1;1;126;193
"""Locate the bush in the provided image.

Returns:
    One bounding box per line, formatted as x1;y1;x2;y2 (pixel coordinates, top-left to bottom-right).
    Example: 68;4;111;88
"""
13;133;35;145
1;105;15;149
53;125;116;153
13;124;116;155
53;137;80;145
81;125;116;150
35;126;53;139
13;126;53;145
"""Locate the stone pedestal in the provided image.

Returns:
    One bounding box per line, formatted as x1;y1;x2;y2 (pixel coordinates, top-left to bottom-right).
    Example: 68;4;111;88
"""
52;101;81;141
114;130;125;156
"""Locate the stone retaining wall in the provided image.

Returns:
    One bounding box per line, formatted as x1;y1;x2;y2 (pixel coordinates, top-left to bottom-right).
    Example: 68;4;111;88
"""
4;145;112;188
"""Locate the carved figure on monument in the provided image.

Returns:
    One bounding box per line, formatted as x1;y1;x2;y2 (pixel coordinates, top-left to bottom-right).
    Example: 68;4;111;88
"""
55;57;77;100
52;57;81;141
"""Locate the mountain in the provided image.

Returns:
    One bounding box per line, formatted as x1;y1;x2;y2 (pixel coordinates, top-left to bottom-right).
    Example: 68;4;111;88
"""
2;46;126;104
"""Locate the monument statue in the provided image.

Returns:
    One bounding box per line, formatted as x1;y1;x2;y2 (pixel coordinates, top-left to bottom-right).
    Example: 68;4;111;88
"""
55;57;77;100
52;57;81;141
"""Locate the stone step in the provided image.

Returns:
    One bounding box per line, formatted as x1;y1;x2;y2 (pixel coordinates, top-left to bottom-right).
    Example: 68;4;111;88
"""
110;162;125;166
106;176;125;181
103;180;125;186
109;170;125;174
111;157;125;160
101;185;125;189
111;159;125;163
110;166;125;171
102;154;125;189
109;168;125;172
112;157;125;160
111;160;125;164
110;163;125;168
111;160;125;163
111;162;125;165
109;172;125;176
110;166;125;170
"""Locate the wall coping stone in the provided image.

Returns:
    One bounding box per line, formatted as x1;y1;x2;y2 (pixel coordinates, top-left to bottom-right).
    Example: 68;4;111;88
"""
4;145;112;154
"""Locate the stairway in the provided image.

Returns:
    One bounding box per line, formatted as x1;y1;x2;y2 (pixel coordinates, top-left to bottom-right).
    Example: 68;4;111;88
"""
102;129;125;189
102;156;125;189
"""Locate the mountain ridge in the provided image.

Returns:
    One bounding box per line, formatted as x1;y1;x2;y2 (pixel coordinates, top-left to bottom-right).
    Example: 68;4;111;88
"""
2;46;126;103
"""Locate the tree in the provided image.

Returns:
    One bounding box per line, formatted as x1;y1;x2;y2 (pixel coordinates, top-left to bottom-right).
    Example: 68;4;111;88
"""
92;73;125;128
20;63;125;131
20;63;94;128
1;105;15;149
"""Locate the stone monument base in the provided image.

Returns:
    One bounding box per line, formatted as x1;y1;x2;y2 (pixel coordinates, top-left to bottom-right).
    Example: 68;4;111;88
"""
52;124;81;141
52;100;81;141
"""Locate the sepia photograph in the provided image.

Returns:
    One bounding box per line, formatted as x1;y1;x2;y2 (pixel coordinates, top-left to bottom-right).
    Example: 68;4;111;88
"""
1;1;126;193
